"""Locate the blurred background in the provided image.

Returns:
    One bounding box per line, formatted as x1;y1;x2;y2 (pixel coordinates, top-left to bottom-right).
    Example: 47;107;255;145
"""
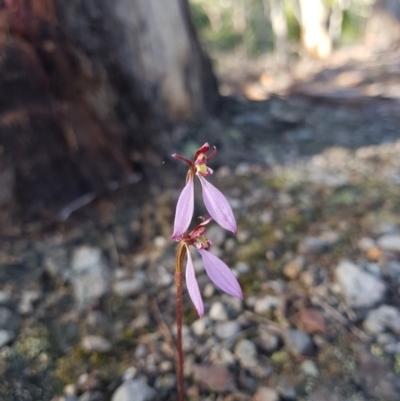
1;1;400;401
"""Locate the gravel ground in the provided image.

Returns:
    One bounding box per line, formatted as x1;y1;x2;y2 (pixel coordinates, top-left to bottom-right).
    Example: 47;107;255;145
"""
1;89;400;401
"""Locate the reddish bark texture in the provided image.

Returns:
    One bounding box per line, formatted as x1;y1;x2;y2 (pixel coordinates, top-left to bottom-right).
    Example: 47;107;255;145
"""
0;0;133;217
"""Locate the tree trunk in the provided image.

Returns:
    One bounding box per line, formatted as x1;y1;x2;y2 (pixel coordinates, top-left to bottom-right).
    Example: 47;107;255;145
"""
298;0;332;58
268;0;288;64
56;0;220;125
366;0;400;51
0;0;220;218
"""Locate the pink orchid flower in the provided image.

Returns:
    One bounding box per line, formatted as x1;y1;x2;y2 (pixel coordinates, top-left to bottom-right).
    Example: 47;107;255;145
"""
171;143;237;239
176;218;242;317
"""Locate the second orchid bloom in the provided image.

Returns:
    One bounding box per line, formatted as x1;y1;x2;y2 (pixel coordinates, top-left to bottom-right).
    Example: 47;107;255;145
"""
176;218;243;317
171;143;237;238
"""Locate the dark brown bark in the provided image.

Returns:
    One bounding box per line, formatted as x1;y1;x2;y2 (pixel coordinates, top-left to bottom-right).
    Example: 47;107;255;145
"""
55;0;220;126
366;0;400;51
0;0;220;217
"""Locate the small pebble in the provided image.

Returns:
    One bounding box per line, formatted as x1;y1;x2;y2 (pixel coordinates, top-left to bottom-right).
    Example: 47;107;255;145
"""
0;291;10;305
214;321;241;340
0;330;15;347
209;302;229;322
284;329;313;355
191;317;210;337
301;360;319;377
81;336;112;353
254;296;283;315
254;386;279;401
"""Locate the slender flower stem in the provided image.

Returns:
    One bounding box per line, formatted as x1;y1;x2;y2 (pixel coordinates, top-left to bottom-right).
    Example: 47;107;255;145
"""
175;242;186;401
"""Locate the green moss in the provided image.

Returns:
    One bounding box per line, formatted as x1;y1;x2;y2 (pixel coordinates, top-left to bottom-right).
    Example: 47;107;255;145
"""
237;240;268;263
54;345;130;387
394;354;400;374
264;175;289;191
271;350;290;364
240;270;262;295
279;210;308;234
14;327;51;360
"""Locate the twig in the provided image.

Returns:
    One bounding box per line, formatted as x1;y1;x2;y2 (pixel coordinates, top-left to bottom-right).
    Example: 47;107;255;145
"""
107;232;120;269
243;310;285;334
312;298;368;341
56;173;142;221
149;298;177;357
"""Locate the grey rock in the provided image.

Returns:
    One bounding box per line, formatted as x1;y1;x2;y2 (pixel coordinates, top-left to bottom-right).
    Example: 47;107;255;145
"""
254;387;279;401
18;290;41;315
149;266;172;288
130;314;150;331
64;383;77;397
353;351;400;401
212;347;236;365
237;230;251;243
81;335;112;353
299;233;339;253
254;296;284;315
270;100;304;123
85;310;112;337
234;112;269;127
233;261;251;276
113;274;145;297
233;338;273;378
214;321;241;340
154;374;176;390
112;379;156;401
191;317;211;337
182;327;195;352
365;262;382;277
221;294;243;314
206;225;226;247
377;333;396;345
245;296;257;308
203;283;214;298
0;307;19;331
0;329;15;347
363;305;400;335
72;246;111;309
308;172;348;188
122;367;137;381
193;364;236;392
335;260;386;308
373;222;399;236
44;247;70;282
276;378;296;399
257;327;280;352
358;237;376;251
0;291;11;305
385;342;400;354
309;386;341;401
159;360;173;373
301;360;319;377
153;236;167;249
284;329;313;355
377;234;400;252
234;339;257;367
79;391;104;401
209;302;228;322
388;261;400;282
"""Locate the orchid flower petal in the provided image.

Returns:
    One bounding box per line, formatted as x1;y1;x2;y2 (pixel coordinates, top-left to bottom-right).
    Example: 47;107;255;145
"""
185;247;204;317
171;175;194;239
198;175;237;234
198;249;242;299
